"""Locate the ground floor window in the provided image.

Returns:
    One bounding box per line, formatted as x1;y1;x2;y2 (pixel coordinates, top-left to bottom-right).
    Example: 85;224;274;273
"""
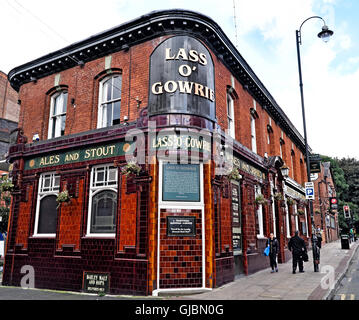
34;172;60;237
87;164;118;236
231;181;242;254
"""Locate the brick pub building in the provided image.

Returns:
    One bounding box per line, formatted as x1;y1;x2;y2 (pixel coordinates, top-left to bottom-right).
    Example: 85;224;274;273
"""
3;10;321;295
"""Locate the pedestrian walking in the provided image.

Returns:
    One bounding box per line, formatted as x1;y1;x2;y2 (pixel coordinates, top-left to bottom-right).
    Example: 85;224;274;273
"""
266;232;279;273
288;231;307;274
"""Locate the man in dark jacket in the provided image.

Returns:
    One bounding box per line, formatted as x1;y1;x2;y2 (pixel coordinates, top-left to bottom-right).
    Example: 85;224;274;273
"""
266;233;279;273
288;231;307;274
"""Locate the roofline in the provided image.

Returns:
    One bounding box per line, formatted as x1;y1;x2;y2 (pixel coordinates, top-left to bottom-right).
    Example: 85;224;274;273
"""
7;8;310;154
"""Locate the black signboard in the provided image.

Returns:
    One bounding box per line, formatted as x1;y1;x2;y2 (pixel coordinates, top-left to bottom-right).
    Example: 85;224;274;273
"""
167;216;196;237
162;163;200;202
310;161;321;173
83;272;110;294
148;35;215;121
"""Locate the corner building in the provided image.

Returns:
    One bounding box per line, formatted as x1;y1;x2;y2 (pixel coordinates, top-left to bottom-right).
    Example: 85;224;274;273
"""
4;10;313;295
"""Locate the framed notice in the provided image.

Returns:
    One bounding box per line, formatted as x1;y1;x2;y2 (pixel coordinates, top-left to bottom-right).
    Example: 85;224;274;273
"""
83;272;110;294
162;163;200;202
167;216;196;237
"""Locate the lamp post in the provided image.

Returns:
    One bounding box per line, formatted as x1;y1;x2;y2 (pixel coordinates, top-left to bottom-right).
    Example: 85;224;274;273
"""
295;16;333;272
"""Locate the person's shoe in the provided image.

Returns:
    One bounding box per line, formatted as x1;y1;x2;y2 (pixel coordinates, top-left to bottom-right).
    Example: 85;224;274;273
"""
271;270;275;273
299;270;305;273
275;268;278;272
292;271;296;274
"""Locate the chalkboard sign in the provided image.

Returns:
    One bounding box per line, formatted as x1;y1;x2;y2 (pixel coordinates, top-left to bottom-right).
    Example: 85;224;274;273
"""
162;164;200;202
83;272;110;294
167;216;196;237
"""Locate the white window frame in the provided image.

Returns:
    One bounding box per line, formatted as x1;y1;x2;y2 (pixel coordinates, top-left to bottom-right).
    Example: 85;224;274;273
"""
97;75;122;129
270;181;277;237
251;115;257;153
294;203;299;231
33;172;60;238
255;185;265;239
86;164;118;237
227;94;235;139
48;91;67;139
285;195;291;238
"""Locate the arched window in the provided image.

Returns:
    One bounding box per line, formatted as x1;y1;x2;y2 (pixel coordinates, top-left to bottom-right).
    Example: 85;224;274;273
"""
90;190;117;234
34;173;60;237
97;75;122;128
48;91;67;139
87;164;118;236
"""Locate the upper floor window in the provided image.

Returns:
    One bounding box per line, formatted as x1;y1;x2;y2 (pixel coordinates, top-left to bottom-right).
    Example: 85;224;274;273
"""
97;75;122;128
227;93;235;138
48;91;67;139
251;115;257;153
34;173;60;237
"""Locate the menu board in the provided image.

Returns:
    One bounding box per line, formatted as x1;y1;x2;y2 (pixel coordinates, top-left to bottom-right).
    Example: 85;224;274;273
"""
232;184;242;252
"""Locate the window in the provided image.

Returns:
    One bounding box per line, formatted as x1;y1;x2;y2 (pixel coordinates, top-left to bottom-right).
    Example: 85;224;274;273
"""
97;75;122;128
48;91;67;139
255;185;264;238
34;173;60;236
87;164;118;236
251;115;257;153
227;94;235;138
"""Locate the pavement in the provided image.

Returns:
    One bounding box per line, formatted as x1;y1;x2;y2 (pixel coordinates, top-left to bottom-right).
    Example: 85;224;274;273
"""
0;239;357;300
174;239;359;300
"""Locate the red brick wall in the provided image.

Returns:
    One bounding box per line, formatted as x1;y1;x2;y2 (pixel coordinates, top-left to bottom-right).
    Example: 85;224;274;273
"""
118;175;137;251
0;71;19;122
57;178;84;251
15;184;34;249
159;209;203;289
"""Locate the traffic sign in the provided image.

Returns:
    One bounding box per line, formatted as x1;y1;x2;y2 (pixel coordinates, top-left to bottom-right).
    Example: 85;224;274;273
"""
305;182;315;200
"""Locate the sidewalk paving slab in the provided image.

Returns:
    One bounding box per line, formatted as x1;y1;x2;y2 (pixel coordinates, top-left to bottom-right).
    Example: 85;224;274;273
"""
170;240;359;300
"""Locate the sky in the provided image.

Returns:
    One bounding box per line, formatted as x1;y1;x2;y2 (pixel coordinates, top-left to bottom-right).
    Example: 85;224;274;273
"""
1;0;358;160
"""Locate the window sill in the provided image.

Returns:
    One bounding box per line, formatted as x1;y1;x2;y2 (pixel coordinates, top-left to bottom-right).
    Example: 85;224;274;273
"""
257;235;267;240
83;234;116;239
31;234;56;238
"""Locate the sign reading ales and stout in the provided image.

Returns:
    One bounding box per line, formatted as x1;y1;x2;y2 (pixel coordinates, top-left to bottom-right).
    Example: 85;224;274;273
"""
149;36;215;121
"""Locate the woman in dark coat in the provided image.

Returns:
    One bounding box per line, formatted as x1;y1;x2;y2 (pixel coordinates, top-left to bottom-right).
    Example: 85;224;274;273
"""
266;233;279;273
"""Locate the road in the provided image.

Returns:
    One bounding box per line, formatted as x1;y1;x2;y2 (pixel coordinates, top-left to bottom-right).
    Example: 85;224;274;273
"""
332;243;359;300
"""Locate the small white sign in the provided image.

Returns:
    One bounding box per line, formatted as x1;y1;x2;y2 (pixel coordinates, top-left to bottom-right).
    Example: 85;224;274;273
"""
305;182;315;200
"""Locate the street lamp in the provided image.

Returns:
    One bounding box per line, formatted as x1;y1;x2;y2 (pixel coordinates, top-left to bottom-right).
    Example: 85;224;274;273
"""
295;16;333;272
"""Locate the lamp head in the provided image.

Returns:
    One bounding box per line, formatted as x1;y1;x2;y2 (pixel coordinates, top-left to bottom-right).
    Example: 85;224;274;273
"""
317;25;334;43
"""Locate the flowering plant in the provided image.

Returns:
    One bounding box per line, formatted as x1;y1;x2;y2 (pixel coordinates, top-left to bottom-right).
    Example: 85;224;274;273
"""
255;194;267;205
121;161;142;177
0;178;14;193
297;209;305;215
227;167;241;181
56;190;71;208
273;192;284;201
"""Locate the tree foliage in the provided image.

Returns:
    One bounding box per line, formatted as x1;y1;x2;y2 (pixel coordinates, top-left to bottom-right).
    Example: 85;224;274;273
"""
321;155;359;232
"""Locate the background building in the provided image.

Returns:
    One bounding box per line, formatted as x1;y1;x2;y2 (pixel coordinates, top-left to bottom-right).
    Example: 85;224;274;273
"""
0;70;19;172
312;161;339;243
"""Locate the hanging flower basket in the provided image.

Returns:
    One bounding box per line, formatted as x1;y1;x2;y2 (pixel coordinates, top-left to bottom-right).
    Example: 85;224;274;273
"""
121;161;142;177
315;209;321;215
56;190;71;208
255;194;267;205
287;198;296;206
297;209;305;216
0;179;14;193
227;167;241;181
273;192;284;201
